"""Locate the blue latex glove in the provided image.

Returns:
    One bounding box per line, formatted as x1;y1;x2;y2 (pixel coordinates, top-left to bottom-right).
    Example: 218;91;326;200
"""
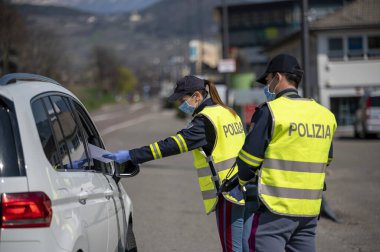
64;159;88;169
228;185;244;201
103;150;131;164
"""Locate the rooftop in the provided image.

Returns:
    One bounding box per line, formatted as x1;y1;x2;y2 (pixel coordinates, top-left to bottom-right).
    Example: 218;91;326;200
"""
311;0;380;30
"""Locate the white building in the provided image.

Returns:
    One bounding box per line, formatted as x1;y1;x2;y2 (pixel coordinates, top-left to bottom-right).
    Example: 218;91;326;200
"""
264;0;380;129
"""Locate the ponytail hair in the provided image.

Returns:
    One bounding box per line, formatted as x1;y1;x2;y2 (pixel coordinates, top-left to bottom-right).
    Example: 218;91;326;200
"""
204;80;238;117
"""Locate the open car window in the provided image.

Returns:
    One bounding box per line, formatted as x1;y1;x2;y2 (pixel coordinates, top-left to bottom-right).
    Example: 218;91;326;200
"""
71;100;113;174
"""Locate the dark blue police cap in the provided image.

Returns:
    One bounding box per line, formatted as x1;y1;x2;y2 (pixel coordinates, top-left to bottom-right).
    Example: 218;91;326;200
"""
168;75;205;102
256;54;303;84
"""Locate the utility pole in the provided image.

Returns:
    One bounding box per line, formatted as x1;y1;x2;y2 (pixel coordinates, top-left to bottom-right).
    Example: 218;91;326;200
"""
197;0;203;76
221;0;231;104
221;0;229;60
301;0;311;98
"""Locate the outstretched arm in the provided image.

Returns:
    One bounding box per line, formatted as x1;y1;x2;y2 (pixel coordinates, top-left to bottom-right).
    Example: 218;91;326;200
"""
105;115;210;164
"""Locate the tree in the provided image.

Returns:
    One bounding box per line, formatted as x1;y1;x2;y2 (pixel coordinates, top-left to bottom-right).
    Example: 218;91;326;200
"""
92;45;119;93
0;1;69;82
0;0;27;74
19;28;69;83
91;45;138;96
117;66;137;95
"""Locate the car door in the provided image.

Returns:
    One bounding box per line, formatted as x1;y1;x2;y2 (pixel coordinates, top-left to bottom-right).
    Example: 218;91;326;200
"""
71;100;127;252
103;173;128;252
47;95;111;252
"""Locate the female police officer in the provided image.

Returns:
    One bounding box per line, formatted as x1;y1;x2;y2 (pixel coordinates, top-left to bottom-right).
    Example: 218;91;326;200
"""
104;75;247;251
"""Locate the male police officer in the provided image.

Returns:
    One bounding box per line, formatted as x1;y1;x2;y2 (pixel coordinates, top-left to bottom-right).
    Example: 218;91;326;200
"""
237;54;336;252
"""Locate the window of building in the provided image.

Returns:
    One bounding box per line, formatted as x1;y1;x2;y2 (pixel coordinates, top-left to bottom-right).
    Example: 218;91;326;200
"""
328;38;344;60
368;35;380;58
348;36;364;59
330;96;360;126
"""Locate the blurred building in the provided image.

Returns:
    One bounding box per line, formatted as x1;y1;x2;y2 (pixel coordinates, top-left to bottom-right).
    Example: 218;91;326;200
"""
213;0;354;126
189;40;221;75
264;0;380;129
214;0;353;76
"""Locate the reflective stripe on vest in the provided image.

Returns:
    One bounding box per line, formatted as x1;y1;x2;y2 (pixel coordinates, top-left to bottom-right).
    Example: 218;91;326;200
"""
196;157;236;177
260;184;323;200
202;188;219;200
262;158;327;173
259;97;337;217
192;105;246;214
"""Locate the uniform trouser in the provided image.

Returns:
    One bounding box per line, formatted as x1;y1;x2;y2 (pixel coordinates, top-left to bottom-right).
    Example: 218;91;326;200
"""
243;184;260;252
215;194;255;252
248;209;318;252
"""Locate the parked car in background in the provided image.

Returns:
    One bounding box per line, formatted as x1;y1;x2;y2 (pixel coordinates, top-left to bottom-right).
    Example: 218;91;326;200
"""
0;73;138;252
354;91;380;138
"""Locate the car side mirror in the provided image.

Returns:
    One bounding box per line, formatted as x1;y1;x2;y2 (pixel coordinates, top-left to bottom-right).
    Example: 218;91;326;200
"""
114;160;140;178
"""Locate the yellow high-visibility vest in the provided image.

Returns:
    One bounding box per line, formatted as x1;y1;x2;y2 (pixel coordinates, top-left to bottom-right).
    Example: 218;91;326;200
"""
259;96;337;217
192;105;246;214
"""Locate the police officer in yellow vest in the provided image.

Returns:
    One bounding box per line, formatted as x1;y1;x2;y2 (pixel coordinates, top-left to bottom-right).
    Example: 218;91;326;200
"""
104;75;248;251
237;54;337;252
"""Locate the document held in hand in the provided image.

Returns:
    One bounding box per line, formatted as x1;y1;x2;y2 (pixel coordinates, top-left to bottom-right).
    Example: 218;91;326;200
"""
88;143;114;163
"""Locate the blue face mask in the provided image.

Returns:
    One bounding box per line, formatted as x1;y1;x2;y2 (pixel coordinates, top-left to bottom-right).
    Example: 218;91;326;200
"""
264;85;276;101
263;75;279;101
178;100;196;115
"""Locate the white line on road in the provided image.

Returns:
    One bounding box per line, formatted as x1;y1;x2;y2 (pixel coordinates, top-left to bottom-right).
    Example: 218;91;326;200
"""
100;113;154;136
92;103;145;122
92;112;123;122
129;103;144;112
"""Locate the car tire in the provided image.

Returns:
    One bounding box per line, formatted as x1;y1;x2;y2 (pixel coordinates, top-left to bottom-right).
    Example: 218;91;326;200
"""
354;125;360;138
125;221;137;252
361;124;376;138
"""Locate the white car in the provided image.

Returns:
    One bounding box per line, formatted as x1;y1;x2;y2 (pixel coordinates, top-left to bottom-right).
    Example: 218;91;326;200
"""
0;73;139;252
354;90;380;138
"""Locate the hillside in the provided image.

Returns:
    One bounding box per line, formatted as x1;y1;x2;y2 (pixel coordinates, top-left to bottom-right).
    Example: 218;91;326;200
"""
134;0;221;38
15;3;89;16
11;0;233;80
13;0;162;14
12;0;223;77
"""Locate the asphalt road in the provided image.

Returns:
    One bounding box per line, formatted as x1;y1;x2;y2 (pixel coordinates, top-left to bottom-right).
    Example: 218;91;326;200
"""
93;100;380;252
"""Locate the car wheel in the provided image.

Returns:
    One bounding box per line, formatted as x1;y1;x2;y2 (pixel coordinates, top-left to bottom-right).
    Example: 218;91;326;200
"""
362;123;376;138
354;124;360;138
125;221;137;252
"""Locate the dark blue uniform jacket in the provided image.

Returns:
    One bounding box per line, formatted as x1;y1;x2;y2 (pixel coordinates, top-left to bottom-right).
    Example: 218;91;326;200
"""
129;98;216;164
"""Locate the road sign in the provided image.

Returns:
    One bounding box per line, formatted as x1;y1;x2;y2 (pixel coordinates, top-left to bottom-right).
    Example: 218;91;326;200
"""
218;59;236;73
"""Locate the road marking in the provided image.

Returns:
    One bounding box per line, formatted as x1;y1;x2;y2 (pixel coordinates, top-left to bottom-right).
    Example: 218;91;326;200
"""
93;112;122;122
99;110;177;136
100;113;155;136
92;103;145;122
129;103;144;112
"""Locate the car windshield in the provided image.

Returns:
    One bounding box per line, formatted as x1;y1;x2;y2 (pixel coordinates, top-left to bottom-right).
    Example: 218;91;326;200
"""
370;96;380;107
0;98;22;177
